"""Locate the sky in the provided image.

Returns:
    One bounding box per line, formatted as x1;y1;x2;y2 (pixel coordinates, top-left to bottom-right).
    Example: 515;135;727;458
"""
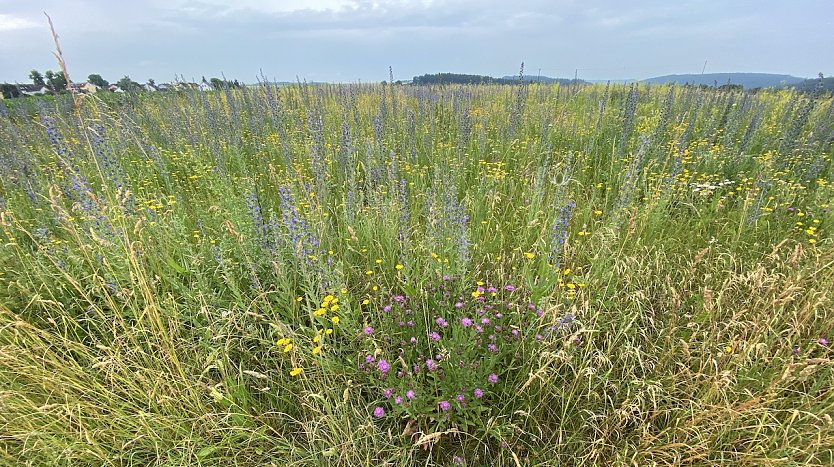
1;0;832;84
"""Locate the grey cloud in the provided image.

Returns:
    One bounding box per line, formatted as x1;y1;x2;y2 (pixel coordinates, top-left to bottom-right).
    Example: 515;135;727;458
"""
0;0;831;84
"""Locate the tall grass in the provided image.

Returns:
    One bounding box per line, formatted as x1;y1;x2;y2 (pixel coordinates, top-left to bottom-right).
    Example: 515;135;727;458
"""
0;81;832;466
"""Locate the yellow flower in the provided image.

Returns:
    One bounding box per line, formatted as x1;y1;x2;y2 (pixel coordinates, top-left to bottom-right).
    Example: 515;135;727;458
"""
471;291;481;298
283;343;293;353
331;316;340;324
296;296;303;302
330;304;339;312
724;345;733;353
366;270;374;275
277;337;290;346
375;259;382;264
395;264;404;270
312;346;322;355
362;299;370;305
594;210;603;215
340;287;348;294
524;252;535;259
313;335;320;343
324;294;334;303
314;308;326;316
325;328;333;335
289;367;303;377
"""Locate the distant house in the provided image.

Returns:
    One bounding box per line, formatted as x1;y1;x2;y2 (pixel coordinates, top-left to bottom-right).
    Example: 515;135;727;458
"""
108;84;125;93
143;82;159;92
69;82;100;94
156;83;172;91
17;84;49;96
198;80;213;92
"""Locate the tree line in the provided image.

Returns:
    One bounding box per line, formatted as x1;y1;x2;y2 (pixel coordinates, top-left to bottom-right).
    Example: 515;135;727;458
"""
1;69;243;99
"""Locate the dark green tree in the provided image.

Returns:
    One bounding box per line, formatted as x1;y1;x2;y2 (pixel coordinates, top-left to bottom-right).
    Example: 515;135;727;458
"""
44;70;67;92
87;74;109;87
29;70;45;87
116;75;140;92
210;77;224;90
1;83;21;99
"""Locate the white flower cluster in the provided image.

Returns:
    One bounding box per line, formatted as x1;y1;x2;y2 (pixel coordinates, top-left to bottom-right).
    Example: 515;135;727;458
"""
691;179;734;193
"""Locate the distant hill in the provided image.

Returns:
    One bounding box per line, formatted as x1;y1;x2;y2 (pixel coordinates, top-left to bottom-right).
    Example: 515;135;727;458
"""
642;73;806;88
498;75;584;84
793;76;834;93
411;73;584;85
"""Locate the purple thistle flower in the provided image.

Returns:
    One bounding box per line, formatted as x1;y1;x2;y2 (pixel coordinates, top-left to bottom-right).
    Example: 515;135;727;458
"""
820;337;829;347
373;406;385;418
505;284;515;292
488;374;498;383
410;336;417;343
473;388;484;398
394;396;403;404
377;359;391;374
430;332;441;341
488;343;498;352
461;317;473;327
439;400;451;411
364;326;375;335
426;359;438;371
365;354;375;363
406;390;415;399
456;394;465;403
454;301;463;309
384;388;394;398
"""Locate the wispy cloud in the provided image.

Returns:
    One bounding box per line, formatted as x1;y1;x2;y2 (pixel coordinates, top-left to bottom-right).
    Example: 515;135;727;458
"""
0;13;39;32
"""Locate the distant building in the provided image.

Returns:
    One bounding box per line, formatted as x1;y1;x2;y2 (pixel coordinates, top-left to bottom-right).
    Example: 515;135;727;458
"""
198;79;213;92
69;82;100;94
17;84;49;96
108;84;125;93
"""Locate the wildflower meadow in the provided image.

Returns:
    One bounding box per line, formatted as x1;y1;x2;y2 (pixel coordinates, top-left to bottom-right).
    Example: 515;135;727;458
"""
1;78;833;465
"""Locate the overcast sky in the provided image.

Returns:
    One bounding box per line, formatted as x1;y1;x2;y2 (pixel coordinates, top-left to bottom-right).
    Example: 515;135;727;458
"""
1;0;832;84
